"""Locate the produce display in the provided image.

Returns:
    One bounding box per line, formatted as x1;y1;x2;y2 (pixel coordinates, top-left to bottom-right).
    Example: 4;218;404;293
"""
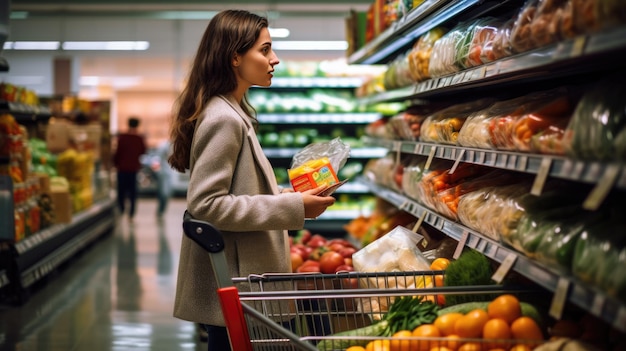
420;99;494;145
407;28;447;82
249;89;366;114
289;230;357;274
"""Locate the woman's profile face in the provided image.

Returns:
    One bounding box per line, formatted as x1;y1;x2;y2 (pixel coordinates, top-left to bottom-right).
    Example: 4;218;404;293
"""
234;27;280;88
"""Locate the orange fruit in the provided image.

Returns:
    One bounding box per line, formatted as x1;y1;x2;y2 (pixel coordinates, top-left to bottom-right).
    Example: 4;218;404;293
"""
487;294;522;324
457;343;482;351
510;316;544;346
454;309;489;338
434;313;464;336
483;318;512;349
346;347;367;351
412;324;441;351
366;339;391;351
441;335;462;351
434;274;445;287
390;330;415;351
429;347;453;351
509;345;533;351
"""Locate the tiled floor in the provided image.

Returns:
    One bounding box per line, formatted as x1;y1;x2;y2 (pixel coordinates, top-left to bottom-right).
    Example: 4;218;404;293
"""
0;197;207;351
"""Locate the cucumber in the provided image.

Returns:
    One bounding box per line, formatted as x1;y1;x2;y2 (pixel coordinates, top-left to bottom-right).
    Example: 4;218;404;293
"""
316;320;388;351
437;301;544;328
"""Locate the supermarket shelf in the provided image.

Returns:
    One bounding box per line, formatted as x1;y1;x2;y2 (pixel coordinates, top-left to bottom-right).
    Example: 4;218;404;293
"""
0;100;52;122
349;0;517;64
267;77;365;88
257;112;381;124
1;197;116;304
264;147;388;159
362;177;626;333
363;137;626;189
361;26;626;104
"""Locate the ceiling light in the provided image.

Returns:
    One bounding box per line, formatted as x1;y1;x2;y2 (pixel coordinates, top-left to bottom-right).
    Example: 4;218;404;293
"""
4;41;60;50
272;41;348;51
62;41;150;51
268;28;290;38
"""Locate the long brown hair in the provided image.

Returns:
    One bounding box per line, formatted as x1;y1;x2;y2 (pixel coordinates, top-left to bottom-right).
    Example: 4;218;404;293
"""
168;10;267;172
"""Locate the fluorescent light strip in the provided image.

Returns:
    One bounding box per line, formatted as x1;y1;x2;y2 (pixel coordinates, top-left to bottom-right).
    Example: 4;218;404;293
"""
62;41;150;50
268;28;290;38
2;41;149;51
272;41;348;51
4;41;60;50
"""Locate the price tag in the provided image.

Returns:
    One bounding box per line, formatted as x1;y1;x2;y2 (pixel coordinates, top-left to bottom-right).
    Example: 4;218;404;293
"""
424;146;437;170
507;155;517;169
414;143;422;154
520;154;530;171
394;142;402;165
467;150;475;163
586;162;602;181
560;159;574;178
412;210;427;232
583;164;620;211
590;294;606;317
453;231;469;259
571;36;587;57
449;149;466;174
398;200;410;211
451;73;463;85
531;157;552;196
485;242;498;258
437;78;446;89
492;253;517;284
477;65;487;79
549;278;570;320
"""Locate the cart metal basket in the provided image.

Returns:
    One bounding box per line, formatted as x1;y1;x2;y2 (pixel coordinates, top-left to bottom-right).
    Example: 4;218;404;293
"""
183;213;543;351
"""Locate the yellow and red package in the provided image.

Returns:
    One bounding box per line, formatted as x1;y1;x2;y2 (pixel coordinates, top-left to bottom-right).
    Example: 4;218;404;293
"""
288;157;339;193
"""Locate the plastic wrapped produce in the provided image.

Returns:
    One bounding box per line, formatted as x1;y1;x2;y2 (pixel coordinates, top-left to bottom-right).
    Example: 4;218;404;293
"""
386;105;442;141
490;18;516;61
572;219;626;303
530;0;569;48
420;98;494;144
488;90;573;152
408;27;447;82
457;183;531;241
459;18;503;68
433;170;520;220
510;0;540;53
428;24;466;78
384;52;415;90
401;156;427;199
458;95;533;149
564;75;626;161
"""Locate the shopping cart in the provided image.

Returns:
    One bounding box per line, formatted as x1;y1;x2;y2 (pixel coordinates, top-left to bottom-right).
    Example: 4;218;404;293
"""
183;213;544;351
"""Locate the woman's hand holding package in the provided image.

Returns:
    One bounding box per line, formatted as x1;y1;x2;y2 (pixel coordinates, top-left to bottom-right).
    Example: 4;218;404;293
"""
302;185;336;219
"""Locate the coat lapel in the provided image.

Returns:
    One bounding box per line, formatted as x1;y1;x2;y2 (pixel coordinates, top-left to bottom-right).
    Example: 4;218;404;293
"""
218;95;280;194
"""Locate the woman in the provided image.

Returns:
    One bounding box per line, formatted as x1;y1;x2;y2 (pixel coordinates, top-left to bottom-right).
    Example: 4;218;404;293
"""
168;9;336;350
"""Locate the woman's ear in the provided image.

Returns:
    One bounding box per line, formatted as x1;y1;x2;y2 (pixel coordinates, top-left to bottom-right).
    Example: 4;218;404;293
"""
232;54;241;67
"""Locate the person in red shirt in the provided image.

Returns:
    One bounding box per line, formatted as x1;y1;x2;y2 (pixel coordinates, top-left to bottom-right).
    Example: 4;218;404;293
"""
113;117;147;218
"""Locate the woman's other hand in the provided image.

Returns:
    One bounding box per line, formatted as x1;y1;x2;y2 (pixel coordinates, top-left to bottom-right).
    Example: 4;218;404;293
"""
301;185;336;219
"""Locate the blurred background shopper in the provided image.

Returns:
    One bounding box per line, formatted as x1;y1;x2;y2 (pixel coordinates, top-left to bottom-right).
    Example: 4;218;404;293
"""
167;9;336;350
113;117;147;219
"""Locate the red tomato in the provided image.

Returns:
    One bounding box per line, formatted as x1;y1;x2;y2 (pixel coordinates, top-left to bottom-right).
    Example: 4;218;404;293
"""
328;243;345;252
307;234;327;248
290;252;303;272
338;247;356;258
300;259;319;267
292;244;310;260
319;251;345;274
296;263;320;273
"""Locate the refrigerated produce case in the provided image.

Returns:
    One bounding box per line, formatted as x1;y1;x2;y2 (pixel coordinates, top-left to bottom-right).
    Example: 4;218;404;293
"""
349;0;626;335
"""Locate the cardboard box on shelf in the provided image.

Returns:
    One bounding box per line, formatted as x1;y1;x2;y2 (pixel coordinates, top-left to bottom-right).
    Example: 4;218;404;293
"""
49;190;72;224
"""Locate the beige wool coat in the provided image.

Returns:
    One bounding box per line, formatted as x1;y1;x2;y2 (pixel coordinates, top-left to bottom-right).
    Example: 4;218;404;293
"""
173;95;305;326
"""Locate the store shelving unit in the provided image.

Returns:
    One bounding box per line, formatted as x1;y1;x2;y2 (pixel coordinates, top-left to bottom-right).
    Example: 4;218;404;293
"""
349;0;626;336
0;101;116;304
255;77;384;231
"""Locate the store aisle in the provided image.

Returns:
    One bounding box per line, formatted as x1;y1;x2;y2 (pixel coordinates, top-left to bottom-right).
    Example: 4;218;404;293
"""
0;198;206;351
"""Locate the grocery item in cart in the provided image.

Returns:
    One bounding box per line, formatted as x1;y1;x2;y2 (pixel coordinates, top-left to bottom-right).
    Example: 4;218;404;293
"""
420;98;494;144
407;27;447;82
352;226;431;318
